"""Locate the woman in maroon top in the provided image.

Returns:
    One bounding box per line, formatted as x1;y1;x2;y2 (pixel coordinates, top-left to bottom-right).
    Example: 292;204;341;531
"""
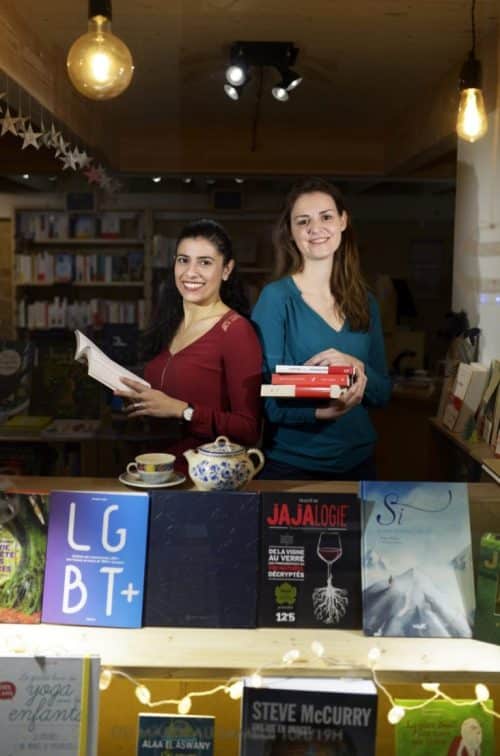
115;219;263;473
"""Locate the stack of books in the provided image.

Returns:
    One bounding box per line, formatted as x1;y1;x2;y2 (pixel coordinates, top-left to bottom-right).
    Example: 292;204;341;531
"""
260;363;355;398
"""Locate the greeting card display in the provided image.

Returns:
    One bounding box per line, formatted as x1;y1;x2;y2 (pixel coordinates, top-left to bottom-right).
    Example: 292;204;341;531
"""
241;677;377;756
0;654;100;756
42;489;149;627
360;481;474;637
258;491;361;628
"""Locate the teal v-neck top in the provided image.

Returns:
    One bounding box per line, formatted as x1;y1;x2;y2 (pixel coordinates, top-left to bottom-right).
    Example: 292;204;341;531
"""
251;276;392;473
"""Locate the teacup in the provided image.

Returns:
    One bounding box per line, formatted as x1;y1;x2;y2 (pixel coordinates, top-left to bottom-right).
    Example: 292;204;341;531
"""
126;453;175;484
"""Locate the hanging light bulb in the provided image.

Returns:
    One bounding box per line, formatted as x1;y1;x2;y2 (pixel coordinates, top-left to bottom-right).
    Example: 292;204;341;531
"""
67;0;134;100
456;1;488;143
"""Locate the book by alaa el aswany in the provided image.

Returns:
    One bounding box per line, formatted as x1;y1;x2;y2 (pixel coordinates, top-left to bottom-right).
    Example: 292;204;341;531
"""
137;713;214;756
240;677;377;756
360;481;474;638
394;698;494;755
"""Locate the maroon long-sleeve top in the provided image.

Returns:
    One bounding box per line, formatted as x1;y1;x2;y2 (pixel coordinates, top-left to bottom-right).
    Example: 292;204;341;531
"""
144;310;263;473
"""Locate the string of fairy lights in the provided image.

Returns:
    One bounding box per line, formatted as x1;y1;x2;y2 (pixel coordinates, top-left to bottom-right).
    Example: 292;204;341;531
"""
95;642;500;726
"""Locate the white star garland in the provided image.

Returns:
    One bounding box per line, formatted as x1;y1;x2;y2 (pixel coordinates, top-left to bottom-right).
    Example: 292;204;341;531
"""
21;122;43;150
0;107;20;136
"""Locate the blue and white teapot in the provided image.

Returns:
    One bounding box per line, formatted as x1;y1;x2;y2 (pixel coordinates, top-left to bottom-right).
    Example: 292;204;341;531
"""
184;435;265;491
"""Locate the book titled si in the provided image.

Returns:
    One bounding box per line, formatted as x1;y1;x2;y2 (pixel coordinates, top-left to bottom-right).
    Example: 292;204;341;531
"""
42;490;149;627
258;492;361;628
360;481;474;638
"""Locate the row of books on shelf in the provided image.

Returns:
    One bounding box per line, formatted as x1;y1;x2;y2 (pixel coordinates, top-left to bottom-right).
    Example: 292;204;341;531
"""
17;297;146;330
16;250;144;284
438;358;500;455
1;484;497;645
17;210;143;241
261;364;356;399
0;655;495;755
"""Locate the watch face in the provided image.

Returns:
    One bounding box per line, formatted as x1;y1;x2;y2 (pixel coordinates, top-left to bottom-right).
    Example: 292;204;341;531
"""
183;406;194;422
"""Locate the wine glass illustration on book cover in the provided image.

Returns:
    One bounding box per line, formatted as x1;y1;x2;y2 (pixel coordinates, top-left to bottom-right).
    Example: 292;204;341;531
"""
312;532;348;624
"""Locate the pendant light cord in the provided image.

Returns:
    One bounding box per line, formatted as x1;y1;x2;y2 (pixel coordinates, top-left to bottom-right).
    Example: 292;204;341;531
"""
471;0;477;55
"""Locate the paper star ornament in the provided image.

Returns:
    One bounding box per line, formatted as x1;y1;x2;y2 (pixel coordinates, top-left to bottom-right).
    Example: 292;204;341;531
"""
21;122;43;150
54;135;69;157
84;164;103;184
1;107;20;136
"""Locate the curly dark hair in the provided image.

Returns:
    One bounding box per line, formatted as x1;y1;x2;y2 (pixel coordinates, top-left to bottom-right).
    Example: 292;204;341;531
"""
273;177;370;331
142;218;250;359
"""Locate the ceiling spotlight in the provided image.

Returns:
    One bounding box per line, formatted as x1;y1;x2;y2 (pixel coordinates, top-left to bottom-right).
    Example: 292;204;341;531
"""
48;176;58;182
152;176;162;183
22;174;30;180
206;178;216;185
234;177;245;184
182;177;193;184
66;0;134;100
223;41;301;102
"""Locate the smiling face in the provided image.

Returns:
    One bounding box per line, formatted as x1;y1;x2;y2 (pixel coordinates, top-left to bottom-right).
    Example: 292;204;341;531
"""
174;236;234;307
290;190;347;264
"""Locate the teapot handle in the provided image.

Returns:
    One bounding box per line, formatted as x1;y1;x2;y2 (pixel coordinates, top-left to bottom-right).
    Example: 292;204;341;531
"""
247;448;265;478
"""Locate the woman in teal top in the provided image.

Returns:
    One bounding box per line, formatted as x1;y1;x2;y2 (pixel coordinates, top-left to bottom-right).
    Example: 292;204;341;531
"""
252;177;392;479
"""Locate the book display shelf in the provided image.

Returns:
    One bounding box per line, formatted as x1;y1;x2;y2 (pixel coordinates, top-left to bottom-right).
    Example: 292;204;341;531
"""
1;477;500;755
12;208;151;336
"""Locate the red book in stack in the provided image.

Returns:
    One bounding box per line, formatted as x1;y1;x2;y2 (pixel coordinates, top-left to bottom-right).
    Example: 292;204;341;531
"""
260;364;355;399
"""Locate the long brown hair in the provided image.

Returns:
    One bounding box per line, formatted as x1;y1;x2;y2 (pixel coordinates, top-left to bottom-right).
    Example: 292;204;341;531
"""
272;177;370;331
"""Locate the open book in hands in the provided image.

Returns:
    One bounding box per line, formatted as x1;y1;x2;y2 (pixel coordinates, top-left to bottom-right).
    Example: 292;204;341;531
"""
74;329;150;392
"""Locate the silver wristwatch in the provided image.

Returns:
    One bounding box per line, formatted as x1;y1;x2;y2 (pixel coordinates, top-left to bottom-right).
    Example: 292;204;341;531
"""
183;405;194;422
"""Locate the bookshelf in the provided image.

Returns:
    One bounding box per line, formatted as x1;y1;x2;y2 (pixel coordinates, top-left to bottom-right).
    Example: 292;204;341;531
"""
12;208;151;334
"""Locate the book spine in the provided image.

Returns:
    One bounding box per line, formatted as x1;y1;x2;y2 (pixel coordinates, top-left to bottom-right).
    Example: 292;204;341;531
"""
261;384;344;398
271;373;351;387
276;364;355;375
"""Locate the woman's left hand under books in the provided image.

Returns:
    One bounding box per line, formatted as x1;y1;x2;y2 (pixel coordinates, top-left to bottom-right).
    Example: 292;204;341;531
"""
114;377;188;419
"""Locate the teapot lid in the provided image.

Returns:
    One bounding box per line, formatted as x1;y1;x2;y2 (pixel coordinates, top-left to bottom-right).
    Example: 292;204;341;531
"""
198;435;244;456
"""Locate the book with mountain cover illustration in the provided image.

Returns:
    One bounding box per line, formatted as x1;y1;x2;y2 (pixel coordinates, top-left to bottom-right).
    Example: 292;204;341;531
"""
137;713;214;756
258;492;361;628
394;698;494;755
360;481;474;638
240;677;377;756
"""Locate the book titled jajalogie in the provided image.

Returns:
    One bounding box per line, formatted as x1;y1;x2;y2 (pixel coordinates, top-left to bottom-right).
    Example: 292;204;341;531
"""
42;489;149;627
360;481;475;638
259;491;361;629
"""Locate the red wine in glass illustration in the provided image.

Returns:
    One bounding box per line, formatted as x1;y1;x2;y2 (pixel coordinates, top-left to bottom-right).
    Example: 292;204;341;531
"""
312;532;348;624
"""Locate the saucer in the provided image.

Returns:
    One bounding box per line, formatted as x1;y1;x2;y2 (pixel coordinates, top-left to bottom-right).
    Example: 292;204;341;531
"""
118;471;186;489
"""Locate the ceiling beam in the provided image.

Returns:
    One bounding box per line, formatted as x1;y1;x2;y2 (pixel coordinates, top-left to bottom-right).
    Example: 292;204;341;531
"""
0;0;114;164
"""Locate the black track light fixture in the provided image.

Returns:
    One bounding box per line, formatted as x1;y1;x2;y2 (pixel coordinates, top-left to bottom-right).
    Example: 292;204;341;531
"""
223;41;302;102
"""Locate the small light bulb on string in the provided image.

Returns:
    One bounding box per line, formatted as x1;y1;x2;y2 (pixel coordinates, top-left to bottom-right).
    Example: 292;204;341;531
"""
387;706;406;725
311;641;325;658
178;696;192;715
282;648;300;665
421;682;440;693
249;673;263;688
475;683;490;702
135;684;151;705
99;669;113;691
367;647;381;666
228;681;244;700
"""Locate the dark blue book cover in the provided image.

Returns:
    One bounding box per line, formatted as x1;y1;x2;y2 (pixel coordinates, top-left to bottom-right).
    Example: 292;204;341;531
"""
360;481;474;638
258;491;361;629
240;678;377;756
42;489;149;627
144;490;259;627
137;713;214;756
